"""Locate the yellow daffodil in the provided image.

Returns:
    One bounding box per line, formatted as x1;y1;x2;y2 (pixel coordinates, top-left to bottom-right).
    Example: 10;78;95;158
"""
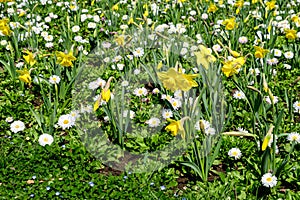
208;3;218;13
265;0;276;10
157;68;198;92
222;18;236;30
234;0;244;14
0;18;12;36
115;35;125;46
56;51;76;67
101;89;111;102
94;77;113;112
254;46;269;58
112;3;119;11
143;4;149;18
16;68;31;85
23;51;37;67
165;118;183;136
285;29;297;40
221;57;246;77
194;45;216;69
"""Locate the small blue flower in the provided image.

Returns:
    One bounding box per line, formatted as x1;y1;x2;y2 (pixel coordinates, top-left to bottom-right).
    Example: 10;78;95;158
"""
46;186;51;191
123;176;128;179
30;194;34;198
61;145;66;148
182;198;187;200
150;182;154;186
32;176;36;180
128;171;132;175
55;192;60;196
89;182;94;187
160;185;166;190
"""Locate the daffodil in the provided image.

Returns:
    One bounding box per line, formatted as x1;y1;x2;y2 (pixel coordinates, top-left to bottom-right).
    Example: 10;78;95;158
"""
115;35;125;46
112;3;119;11
254;46;269;58
16;68;31;85
165;118;183;136
265;0;276;10
194;45;216;69
0;18;12;36
56;51;76;67
222;18;236;30
262;125;274;151
157;68;198;92
207;3;218;13
285;29;297;40
221;57;246;77
23;51;37;67
94;77;113;112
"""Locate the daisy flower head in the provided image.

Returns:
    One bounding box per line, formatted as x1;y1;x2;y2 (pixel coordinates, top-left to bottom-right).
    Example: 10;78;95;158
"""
228;148;242;160
5;116;13;123
152;88;160;94
133;47;144;57
271;49;282;57
293;101;300;113
261;173;277;188
238;36;248;44
169;98;182;110
10;120;25;133
58;114;75;130
287;132;300;143
133;87;148;96
71;25;80;33
205;127;216;135
284;51;294;59
146;117;161;128
49;75;61;84
162;109;173;119
233;90;246;99
38;134;54;146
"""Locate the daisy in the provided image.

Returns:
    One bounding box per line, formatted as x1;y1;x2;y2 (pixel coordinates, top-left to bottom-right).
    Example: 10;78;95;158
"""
162;109;173;119
57;114;75;130
284;51;294;59
121;80;129;87
38;134;54;146
238;36;248;44
71;25;80;33
152;88;160;94
237;127;249;133
169;98;182;110
146;117;161;128
195;119;211;131
10;120;25;133
271;49;282;57
233;90;246;99
261;173;277;188
287;132;300;143
283;64;292;69
293;101;300;113
205;127;216;135
133;87;148;96
228;148;242;160
49;75;61;84
5;117;13;123
133;47;144;57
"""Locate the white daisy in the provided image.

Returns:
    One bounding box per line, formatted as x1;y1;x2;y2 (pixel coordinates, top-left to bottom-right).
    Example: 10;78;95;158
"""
133;47;144;57
10;120;25;133
233;90;246;99
71;25;80;33
265;96;278;104
133;87;148;96
293;101;300;113
38;134;54;146
169;98;182;110
284;51;294;59
146;117;161;128
57;114;75;130
5;117;13;123
228;148;242;160
123;110;135;119
162;109;173;119
287;132;300;143
261;173;277;188
49;75;61;84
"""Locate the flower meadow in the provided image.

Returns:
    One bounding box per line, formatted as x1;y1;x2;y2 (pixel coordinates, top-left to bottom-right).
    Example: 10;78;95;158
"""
0;0;300;199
